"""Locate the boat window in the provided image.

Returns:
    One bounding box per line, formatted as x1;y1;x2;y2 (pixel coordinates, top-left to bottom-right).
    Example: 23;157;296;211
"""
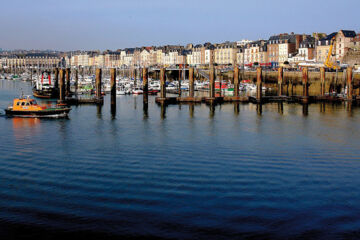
16;102;20;106
21;102;25;106
26;103;30;106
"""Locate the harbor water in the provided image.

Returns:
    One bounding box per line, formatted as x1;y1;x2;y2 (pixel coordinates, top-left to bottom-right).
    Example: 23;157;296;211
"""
1;79;360;239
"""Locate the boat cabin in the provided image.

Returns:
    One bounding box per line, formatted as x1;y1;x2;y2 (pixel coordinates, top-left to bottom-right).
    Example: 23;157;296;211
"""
11;97;45;111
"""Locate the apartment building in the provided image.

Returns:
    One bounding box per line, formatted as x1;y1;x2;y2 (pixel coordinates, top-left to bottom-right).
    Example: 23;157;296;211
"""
316;32;336;63
214;42;237;65
334;30;357;61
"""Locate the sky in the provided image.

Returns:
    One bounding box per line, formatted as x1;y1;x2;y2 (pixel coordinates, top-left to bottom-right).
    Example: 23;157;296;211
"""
0;0;359;51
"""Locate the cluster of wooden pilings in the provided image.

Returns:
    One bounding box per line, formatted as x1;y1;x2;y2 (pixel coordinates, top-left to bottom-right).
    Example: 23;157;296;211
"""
154;66;358;105
52;68;103;105
26;66;360;115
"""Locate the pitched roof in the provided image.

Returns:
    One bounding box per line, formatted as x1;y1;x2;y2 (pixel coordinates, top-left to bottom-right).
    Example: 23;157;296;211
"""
340;30;356;38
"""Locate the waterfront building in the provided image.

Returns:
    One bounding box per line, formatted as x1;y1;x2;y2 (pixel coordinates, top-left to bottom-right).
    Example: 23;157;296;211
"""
204;44;215;66
316;32;336;63
104;51;121;68
140;48;151;67
5;53;60;68
334;30;357;61
123;49;134;67
95;54;105;67
267;37;280;67
214;42;237;65
298;38;316;61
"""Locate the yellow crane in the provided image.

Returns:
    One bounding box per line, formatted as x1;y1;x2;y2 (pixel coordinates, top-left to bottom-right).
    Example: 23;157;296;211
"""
324;36;339;70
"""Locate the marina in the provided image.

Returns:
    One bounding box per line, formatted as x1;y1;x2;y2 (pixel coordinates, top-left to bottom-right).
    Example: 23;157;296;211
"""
1;0;360;239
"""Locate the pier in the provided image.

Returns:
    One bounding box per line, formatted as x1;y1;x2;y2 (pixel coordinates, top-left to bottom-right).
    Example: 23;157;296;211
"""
2;65;360;110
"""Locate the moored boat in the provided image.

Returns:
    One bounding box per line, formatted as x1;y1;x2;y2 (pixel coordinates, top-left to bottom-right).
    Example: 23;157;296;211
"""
5;95;71;118
32;71;59;99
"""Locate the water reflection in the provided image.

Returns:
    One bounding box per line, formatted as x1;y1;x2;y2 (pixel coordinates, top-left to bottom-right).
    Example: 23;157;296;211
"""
111;95;116;119
189;104;194;118
277;102;283;115
234;103;240;115
143;102;149;119
12;117;40;130
256;104;262;115
209;103;215;118
160;102;166;119
320;102;326;113
96;104;102;119
302;104;309;116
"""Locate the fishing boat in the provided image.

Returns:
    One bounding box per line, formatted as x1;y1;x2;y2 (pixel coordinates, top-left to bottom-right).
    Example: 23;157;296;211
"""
5;95;71;118
32;71;59;98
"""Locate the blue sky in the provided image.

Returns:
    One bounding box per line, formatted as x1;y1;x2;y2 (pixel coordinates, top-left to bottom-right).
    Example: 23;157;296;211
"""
1;0;359;51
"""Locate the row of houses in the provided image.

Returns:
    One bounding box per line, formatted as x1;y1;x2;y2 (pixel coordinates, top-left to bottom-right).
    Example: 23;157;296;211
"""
2;30;360;69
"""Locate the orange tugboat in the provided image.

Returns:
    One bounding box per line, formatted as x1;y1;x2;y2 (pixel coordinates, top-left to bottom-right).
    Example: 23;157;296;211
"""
5;95;71;118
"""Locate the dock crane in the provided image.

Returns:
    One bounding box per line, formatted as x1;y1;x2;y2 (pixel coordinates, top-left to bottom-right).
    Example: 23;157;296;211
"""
324;36;339;70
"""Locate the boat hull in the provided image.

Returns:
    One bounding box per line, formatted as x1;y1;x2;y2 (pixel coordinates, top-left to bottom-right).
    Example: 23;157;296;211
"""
32;88;59;99
5;108;71;118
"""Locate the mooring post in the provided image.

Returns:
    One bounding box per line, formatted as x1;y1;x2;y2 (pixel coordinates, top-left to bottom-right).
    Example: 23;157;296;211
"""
189;67;194;98
209;65;215;99
54;68;59;89
178;68;182;97
160;68;166;99
59;69;65;103
65;68;71;96
302;67;309;103
133;68;137;87
75;69;79;95
320;67;325;96
347;66;353;101
110;68;116;106
96;68;102;99
143;68;148;102
256;67;262;103
234;66;239;97
278;67;283;96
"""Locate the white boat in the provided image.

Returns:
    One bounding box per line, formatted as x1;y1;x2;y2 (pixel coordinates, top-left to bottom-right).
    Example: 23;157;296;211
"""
116;85;126;95
132;87;143;95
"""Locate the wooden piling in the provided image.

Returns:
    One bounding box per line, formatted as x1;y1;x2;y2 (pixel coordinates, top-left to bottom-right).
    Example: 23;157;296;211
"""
234;66;239;97
143;68;148;96
320;67;325;96
143;68;149;106
278;67;283;96
95;68;102;99
347;66;353;101
302;67;309;103
302;67;309;97
59;69;65;102
189;67;194;97
75;69;79;95
110;68;116;106
256;67;262;103
160;68;166;99
65;68;71;96
209;66;215;99
133;68;137;87
54;68;59;89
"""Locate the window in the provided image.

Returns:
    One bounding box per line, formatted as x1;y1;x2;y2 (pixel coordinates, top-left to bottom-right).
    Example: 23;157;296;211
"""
21;102;25;106
16;102;20;106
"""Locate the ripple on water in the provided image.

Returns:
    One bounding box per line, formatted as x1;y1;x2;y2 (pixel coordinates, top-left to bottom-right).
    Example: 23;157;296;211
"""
1;80;360;239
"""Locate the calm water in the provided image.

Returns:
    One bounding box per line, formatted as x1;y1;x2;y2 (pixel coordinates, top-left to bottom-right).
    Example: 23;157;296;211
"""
1;79;360;239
